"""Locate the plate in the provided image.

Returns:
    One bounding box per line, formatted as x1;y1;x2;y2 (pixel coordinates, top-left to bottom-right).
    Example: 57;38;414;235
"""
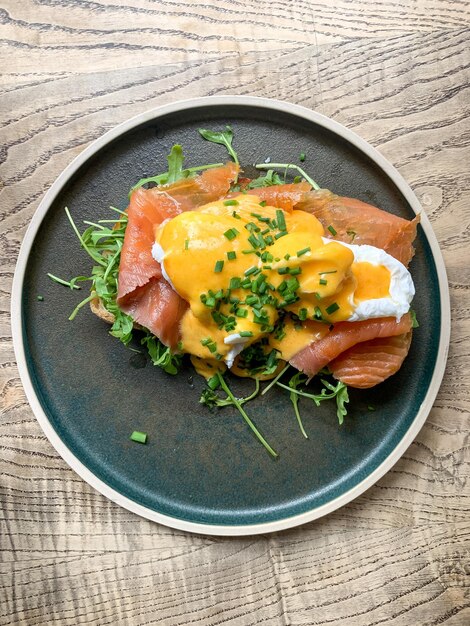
12;96;450;535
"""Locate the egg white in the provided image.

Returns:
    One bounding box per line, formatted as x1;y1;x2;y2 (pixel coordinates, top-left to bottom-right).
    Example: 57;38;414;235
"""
321;238;415;322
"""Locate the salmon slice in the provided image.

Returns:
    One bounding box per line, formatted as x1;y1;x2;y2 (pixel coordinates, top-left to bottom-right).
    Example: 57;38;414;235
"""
116;163;238;344
246;181;312;211
117;162;238;303
297;190;420;266
289;314;412;377
329;332;413;388
120;278;188;348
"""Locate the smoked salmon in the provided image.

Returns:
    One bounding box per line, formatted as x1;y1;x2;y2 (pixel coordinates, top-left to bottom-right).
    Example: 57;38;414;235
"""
328;332;412;388
246;181;312;211
116;163;238;346
289;314;413;378
297;190;420;267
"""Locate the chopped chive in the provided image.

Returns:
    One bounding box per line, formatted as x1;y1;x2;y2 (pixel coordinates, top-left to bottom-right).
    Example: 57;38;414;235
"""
259;201;267;207
224;228;239;241
265;235;274;245
289;267;302;275
208;375;220;390
245;295;259;305
204;296;216;308
319;278;327;285
284;253;291;260
245;266;259;277
241;278;252;288
250;212;262;219
236;308;248;318
368;405;376;411
318;270;338;275
287;277;300;291
276;209;286;232
299;308;308;320
274;231;287;240
278;280;288;293
230;277;241;289
278;267;289;275
227;251;237;260
201;337;213;346
296;247;311;257
314;306;323;319
130;431;147;444
239;330;254;337
184;239;189;250
299;152;306;162
326;302;340;315
327;225;337;236
293;175;301;183
262;265;272;270
224;199;239;206
37;295;44;301
314;292;322;300
248;234;260;248
283;293;298;304
215;353;223;360
261;227;270;236
214;260;224;273
232;211;241;219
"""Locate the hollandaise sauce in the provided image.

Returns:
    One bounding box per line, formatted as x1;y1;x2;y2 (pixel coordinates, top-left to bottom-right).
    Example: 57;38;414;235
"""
153;194;396;379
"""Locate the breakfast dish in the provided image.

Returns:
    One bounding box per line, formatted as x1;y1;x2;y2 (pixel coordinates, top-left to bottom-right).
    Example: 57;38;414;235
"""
60;127;419;456
13;97;448;533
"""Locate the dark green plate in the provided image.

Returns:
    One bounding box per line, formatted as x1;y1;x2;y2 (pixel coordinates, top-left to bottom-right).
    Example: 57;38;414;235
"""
12;97;450;535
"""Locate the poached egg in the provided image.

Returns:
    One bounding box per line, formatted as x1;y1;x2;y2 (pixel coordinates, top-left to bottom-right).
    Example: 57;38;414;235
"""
152;194;414;373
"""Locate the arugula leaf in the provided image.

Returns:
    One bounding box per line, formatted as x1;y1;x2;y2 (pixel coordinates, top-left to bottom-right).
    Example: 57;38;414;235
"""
246;170;284;189
200;377;260;409
255;162;320;190
288;371;308;438
141;334;182;375
198;126;239;168
166;144;186;184
277;376;350;425
410;309;419;328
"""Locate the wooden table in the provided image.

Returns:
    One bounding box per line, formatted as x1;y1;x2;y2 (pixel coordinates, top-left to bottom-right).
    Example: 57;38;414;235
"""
1;1;469;624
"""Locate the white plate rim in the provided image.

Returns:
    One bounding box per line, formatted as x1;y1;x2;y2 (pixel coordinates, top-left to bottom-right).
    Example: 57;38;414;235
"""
11;95;451;536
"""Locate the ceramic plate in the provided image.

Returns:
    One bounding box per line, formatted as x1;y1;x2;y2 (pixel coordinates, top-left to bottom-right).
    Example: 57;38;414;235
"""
12;96;450;535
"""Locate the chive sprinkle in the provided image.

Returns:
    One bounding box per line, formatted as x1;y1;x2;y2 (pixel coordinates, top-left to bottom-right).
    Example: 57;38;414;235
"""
214;260;224;273
327;225;337;236
232;211;241;219
248;234;260;248
326;302;340;315
297;247;310;256
224;228;239;241
274;231;287;240
244;266;259;277
230;277;241;289
227;250;237;260
184;239;189;250
208;375;220;390
319;278;327;286
37;295;44;301
224;199;239;206
289;267;302;275
284;253;291;260
299;152;306;162
259;200;267;207
298;308;307;320
236;308;248;318
276;209;286;232
314;306;323;319
130;431;147;444
239;330;254;337
318;270;337;275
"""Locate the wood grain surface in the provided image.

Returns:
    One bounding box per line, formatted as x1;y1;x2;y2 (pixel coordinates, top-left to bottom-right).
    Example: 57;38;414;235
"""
1;1;469;624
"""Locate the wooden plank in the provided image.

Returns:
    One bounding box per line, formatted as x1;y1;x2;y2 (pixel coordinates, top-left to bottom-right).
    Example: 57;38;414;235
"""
0;1;469;624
